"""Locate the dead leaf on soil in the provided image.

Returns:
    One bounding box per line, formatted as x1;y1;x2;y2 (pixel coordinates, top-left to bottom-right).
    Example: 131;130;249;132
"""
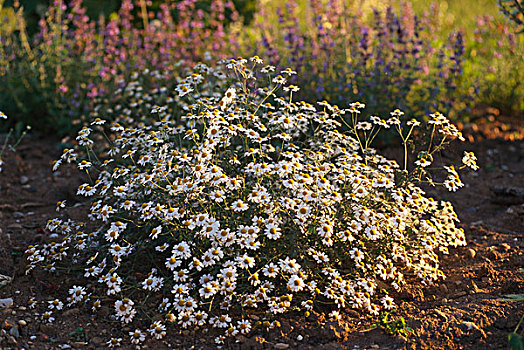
0;204;16;212
20;202;45;209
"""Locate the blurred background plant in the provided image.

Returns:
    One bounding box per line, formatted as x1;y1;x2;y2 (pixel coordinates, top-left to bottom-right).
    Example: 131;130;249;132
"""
0;0;522;137
2;0;257;35
498;0;524;33
243;0;472;124
0;0;239;136
393;0;523;118
467;14;524;115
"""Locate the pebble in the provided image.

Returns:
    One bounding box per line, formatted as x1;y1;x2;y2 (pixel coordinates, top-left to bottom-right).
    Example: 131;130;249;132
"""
470;281;480;293
91;337;105;346
71;342;87;347
488;248;501;260
40;323;55;334
7;336;17;345
434;309;448;321
0;274;12;287
237;335;247;343
62;308;79;317
466;248;476;259
274;343;290;349
460;321;480;331
345;309;360;318
18;320;27;326
9;326;19;338
12;212;24;218
20;176;29;185
500;243;511;251
19;306;27;311
297;335;303;341
439;284;448;294
23;185;37;192
0;298;14;309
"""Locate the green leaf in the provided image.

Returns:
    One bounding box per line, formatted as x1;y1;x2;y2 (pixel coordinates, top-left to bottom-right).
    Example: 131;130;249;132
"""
500;294;524;302
509;332;524;350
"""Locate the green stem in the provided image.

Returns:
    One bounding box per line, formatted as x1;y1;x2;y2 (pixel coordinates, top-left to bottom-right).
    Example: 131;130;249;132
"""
514;312;524;334
0;129;13;159
403;139;408;171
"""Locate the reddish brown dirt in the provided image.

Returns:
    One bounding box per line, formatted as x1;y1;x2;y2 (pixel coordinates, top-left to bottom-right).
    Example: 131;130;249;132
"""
0;112;522;349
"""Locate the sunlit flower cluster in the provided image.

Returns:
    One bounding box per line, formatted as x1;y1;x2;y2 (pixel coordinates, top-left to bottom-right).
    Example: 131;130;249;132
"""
26;58;474;346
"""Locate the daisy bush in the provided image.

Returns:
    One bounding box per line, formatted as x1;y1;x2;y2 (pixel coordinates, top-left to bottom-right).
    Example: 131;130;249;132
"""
26;58;477;346
87;54;228;129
